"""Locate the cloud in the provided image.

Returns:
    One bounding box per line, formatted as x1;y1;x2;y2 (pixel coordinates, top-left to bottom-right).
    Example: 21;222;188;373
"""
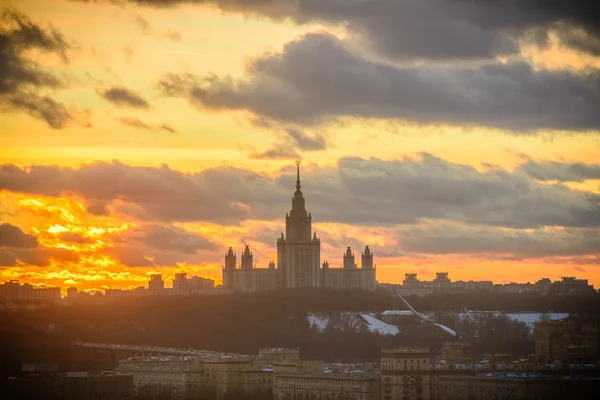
0;8;74;128
1;155;599;230
135;14;153;35
249;145;300;160
0;222;78;266
0;223;39;248
158;33;600;132
247;125;326;159
97;86;150;108
157;123;176;133
0;247;78;267
117;117;177;133
7;93;73;129
518;160;600;182
395;221;600;260
134;14;181;41
58;232;95;244
285;127;326;150
108;223;217;267
81;0;600;60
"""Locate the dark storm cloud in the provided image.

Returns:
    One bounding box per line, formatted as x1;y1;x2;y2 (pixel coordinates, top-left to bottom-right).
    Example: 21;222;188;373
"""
108;223;217;267
0;8;74;128
518;160;600;182
159;33;600;132
0;223;78;266
78;0;600;60
0;223;38;248
2;155;600;229
97;86;150;108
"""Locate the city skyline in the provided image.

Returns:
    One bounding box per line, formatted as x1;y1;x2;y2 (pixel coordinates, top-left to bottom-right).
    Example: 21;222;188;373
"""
1;0;600;293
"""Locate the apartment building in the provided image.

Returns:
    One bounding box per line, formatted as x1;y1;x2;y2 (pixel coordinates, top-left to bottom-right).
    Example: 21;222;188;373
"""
274;373;380;400
381;348;434;400
437;373;599;400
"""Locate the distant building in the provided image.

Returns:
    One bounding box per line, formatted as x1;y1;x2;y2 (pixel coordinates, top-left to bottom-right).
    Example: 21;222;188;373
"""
64;371;133;400
442;342;472;365
67;287;78;299
396;273;595;297
223;161;376;292
117;349;322;400
381;347;434;400
437;373;599;400
0;371;133;400
553;276;595;295
173;273;215;295
535;319;600;362
274;373;380;400
0;280;60;301
148;274;164;296
397;273;489;297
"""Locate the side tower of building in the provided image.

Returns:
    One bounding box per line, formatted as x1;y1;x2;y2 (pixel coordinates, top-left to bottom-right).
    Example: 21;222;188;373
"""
360;245;377;291
343;247;356;269
277;161;321;288
222;247;236;289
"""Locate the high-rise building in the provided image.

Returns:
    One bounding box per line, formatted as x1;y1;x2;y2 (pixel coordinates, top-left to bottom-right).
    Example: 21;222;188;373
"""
222;161;376;292
148;274;164;296
381;348;433;400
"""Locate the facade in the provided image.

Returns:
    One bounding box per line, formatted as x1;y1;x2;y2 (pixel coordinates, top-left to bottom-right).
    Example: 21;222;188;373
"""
118;350;324;400
381;348;434;400
274;373;380;400
535;319;600;361
118;356;193;398
223;161;376;292
437;373;599;400
64;372;133;400
0;372;133;400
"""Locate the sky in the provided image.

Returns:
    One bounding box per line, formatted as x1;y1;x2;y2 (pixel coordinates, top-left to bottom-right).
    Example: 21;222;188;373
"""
0;0;599;293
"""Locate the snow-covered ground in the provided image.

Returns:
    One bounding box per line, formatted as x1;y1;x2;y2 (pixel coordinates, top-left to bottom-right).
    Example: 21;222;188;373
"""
359;313;399;335
308;314;329;331
308;313;399;336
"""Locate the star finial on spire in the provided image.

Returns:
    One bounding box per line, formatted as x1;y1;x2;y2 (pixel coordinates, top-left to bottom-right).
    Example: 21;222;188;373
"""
295;160;302;191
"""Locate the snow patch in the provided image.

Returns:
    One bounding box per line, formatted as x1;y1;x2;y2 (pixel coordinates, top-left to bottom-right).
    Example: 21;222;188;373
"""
359;313;399;336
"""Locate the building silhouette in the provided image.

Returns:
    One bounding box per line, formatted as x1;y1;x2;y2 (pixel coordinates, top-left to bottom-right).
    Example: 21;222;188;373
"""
223;161;376;291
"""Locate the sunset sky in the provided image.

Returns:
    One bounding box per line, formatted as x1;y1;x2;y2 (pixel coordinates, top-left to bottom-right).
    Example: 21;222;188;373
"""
1;0;599;293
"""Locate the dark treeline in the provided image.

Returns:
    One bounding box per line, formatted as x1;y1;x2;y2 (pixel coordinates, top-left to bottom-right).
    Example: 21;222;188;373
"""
1;289;597;375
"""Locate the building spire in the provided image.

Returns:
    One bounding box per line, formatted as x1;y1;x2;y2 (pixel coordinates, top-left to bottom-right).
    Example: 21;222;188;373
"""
295;160;302;192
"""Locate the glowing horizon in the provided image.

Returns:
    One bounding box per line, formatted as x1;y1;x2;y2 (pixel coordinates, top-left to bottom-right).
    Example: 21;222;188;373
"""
1;0;599;293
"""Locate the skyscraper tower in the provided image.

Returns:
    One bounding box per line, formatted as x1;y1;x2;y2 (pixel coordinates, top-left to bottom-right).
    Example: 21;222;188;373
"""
241;245;253;270
223;247;236;289
343;247;356;269
361;246;374;269
277;161;321;288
